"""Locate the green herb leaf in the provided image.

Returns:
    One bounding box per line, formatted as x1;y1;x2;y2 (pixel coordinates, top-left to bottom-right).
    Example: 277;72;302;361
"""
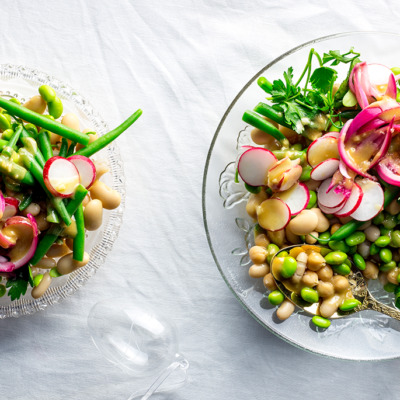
310;67;337;93
6;277;28;301
322;49;360;66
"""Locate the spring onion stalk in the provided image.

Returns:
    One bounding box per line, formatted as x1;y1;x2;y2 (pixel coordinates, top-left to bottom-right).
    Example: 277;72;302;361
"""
19;148;71;225
74;109;143;157
0;97;90;145
73;204;85;262
29;185;88;266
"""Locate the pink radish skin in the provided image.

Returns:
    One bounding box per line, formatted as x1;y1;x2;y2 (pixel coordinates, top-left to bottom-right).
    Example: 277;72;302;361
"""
0;192;5;220
238;147;277;187
376;160;400;186
273;183;309;216
310;158;339;181
317;178;348;209
43;156;80;198
1;197;19;221
324;132;339;139
68;155;96;189
318;202;345;215
334;183;363;217
256;198;291;232
350;180;384;221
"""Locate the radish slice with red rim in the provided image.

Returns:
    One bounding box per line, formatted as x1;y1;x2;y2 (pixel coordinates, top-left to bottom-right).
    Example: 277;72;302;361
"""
43;156;80;198
307;136;339;167
273;183;309;216
334;183;363;217
237;147;277;187
68;155;96;189
310;158;339;181
317;178;348;209
376;155;400;186
350;179;384;221
256;198;291;231
318;201;345;215
2;197;19;221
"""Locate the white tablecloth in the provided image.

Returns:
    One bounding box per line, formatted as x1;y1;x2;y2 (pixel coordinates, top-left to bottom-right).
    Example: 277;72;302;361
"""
1;1;399;399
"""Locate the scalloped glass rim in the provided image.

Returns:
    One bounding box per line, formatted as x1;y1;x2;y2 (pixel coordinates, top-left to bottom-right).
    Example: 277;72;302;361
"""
203;32;400;361
0;64;125;318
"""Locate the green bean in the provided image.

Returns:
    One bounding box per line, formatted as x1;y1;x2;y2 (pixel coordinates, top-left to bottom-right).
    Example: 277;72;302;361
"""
24;123;38;138
20;135;45;168
311;316;331;329
345;231;365;246
19;148;71;225
46;205;60;224
38;85;56;103
375;236;391;247
268;290;285;305
73;204;85;262
353;253;366;270
6;124;22;150
257;77;273;93
242;110;287;143
281;256;297;278
272;149;306;162
37;130;53;160
29;185;88;266
325;251;347;265
67;142;76;157
9;98;20;105
0;154;34;185
307;191;317;209
300;287;319;303
244;183;261;194
47;96;63;119
18;192;33;211
328;240;350;252
0;97;89;145
253;102;291;128
74;109;143;157
339;299;361;311
59;138;68;158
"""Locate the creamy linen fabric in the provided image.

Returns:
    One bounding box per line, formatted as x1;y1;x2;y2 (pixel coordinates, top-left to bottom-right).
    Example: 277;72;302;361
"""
0;1;399;399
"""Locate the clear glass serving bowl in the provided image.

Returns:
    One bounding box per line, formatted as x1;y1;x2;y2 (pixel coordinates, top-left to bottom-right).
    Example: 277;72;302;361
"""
203;32;400;361
0;64;125;318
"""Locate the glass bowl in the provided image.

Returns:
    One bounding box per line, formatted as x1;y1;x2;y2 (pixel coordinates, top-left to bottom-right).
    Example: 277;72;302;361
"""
0;64;125;317
203;32;400;361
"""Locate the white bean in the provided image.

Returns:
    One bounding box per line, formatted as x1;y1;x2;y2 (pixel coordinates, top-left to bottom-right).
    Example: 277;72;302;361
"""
287;210;318;235
89;180;121;210
320;295;341;318
276;299;295;320
292;252;307;283
364;225;380;243
31;272;52;299
249;263;269;278
357;241;371;259
23;95;46;114
57;252;90;275
61;113;80;131
22;202;40;217
35;257;56;269
309;208;330;233
83;199;103;231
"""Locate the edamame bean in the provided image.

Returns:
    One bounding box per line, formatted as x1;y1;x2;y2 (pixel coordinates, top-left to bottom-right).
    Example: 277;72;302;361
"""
279;251;288;257
266;243;279;264
333;263;351;275
268;290;285;305
379;261;396;272
47;96;63;119
372;212;384;225
319;231;330;241
375;235;391;247
391;231;400;248
382;214;397;229
380;227;392;237
300;287;319;303
33;274;43;287
1;128;13;140
311;315;331;329
339;299;361;311
89;180;121;210
345;231;365;246
281;256;297;278
38;85;56;103
348;245;357;255
328;240;350;253
299;166;312;182
369;243;380;255
306;190;317;209
384;282;397;293
380;248;393;263
353;253;366;270
324;251;347;265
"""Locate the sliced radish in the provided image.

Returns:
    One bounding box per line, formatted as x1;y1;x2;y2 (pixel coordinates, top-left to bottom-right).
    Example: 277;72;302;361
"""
318;202;345;215
350;179;384;221
256;198;291;231
310;158;340;181
1;197;19;221
307;136;339;167
317;178;348;209
376;156;400;186
43;156;80;198
237;147;277;187
68;155;96;189
334;183;363;217
273;183;309;216
324;132;339;139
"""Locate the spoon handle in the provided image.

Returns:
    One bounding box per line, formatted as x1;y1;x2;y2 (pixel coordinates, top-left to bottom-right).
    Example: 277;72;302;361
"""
127;354;189;400
364;295;400;320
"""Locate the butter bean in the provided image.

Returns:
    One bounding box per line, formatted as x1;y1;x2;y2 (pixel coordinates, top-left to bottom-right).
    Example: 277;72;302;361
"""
276;299;295;320
263;273;277;291
61;113;80;131
31;272;52;299
35;257;56;269
249;246;268;264
309;208;330;233
89;180;121;210
46;243;70;258
287;209;318;235
246;191;267;219
305;231;318;244
23;95;46;114
84;199;103;231
320;295;341;318
249;263;269;278
57;252;90;275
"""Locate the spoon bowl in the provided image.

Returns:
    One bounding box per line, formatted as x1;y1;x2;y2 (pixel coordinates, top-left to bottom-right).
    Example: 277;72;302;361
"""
272;244;400;320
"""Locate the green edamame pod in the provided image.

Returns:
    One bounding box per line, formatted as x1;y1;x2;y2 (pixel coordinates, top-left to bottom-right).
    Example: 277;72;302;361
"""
300;287;319;303
38;85;56;103
353;253;366;270
311;316;331;329
47;96;63;119
268;290;285;305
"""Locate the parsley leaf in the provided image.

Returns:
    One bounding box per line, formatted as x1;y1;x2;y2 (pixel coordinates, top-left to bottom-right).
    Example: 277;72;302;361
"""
6;277;28;301
310;67;337;93
322;49;360;66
